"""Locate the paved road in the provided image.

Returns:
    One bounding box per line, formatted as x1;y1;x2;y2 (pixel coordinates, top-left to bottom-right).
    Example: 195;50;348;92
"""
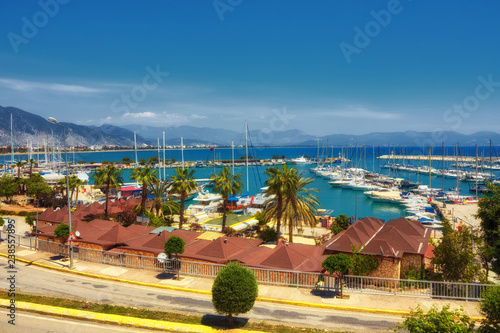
0;257;401;332
0;309;165;333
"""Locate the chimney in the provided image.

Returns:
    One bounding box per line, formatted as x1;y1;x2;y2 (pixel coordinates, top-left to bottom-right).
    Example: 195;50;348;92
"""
285;242;289;246
224;239;227;244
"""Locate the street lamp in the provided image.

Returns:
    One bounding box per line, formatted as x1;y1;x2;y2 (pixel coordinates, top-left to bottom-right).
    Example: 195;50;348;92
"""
48;117;74;269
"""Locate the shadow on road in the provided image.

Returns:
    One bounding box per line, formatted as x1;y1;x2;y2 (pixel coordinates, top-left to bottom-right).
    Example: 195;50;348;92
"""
310;289;337;299
201;314;249;329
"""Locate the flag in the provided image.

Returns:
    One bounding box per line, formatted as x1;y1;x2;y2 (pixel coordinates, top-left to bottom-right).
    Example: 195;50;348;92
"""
250;196;254;205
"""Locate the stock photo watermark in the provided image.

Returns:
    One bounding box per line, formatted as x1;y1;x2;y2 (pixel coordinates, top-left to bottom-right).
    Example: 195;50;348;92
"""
7;0;70;54
257;107;295;144
213;0;242;21
410;74;500;148
5;218;17;325
339;0;410;64
110;65;169;115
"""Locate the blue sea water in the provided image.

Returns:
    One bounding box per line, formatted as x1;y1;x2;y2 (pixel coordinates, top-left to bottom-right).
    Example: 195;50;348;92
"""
3;145;500;222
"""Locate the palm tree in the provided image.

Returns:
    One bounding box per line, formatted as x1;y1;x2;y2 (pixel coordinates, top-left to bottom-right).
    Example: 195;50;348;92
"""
57;178;68;198
148;179;171;217
92;163;124;217
210;166;243;231
263;164;296;243
130;165;158;216
14;161;26;179
268;172;319;243
170;168;198;229
68;175;86;203
28;158;37;177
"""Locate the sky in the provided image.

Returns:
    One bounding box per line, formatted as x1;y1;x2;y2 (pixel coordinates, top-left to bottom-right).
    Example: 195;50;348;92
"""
0;0;499;137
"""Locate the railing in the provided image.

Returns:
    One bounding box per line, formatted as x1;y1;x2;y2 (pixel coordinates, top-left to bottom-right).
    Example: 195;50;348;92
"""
0;232;492;301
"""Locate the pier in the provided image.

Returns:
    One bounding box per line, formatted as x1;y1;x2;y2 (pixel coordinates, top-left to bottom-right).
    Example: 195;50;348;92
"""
377;155;496;163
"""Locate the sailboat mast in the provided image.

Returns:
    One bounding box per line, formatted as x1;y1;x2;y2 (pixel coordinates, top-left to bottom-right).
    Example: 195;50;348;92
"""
163;131;166;180
10;113;14;165
157;138;161;181
134;132;138;166
231;139;234;176
245;120;249;191
181;137;184;169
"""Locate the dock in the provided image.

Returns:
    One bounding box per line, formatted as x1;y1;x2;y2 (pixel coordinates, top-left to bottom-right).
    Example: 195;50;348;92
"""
377;155;496;163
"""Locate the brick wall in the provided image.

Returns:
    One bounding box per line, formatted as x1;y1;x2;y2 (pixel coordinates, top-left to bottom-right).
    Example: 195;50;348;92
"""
366;257;400;279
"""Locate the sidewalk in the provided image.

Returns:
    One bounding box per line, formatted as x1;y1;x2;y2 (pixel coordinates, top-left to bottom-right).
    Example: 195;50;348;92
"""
0;242;483;318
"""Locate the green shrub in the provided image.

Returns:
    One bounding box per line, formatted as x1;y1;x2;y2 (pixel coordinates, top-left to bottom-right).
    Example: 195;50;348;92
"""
397;305;475;332
258;226;278;243
480;286;500;332
212;262;258;326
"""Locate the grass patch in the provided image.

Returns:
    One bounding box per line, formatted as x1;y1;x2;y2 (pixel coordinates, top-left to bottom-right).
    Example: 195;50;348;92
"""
0;291;345;332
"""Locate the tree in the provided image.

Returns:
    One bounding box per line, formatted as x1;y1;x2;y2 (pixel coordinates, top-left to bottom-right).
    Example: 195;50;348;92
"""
148;179;172;217
322;254;352;298
281;174;319;243
0;175;18;201
397;305;475;333
210;166;243;231
476;182;500;276
164;235;185;279
212;262;258;326
479;286;500;332
25;174;53;200
139;158;147;166
14;161;26;179
28;158;37;177
54;223;70;239
121;157;132;165
130;165;158;216
0;217;4;227
432;220;482;283
170;168;198;230
263;164;296;243
335;214;350;230
92;164;124;217
148;156;159;165
265;167;319;243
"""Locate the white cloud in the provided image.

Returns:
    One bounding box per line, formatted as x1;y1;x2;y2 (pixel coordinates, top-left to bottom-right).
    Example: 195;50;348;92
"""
0;78;107;94
327;106;400;119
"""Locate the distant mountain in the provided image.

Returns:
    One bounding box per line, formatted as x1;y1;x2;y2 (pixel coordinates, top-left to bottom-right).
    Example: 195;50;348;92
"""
122;124;241;145
0;106;149;147
2;105;500;148
122;124;317;146
300;131;500;146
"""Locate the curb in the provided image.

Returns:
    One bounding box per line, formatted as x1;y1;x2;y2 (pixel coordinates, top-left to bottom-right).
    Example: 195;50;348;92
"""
0;299;261;332
0;252;485;320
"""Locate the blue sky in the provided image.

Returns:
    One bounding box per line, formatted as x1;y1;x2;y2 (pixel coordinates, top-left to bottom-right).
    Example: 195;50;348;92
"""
1;0;499;136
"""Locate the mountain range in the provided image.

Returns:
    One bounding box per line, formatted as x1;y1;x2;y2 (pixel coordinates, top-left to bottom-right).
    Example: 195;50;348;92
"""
2;105;500;148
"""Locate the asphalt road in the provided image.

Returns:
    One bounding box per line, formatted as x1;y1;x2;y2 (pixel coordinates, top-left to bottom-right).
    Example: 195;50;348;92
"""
0;309;166;333
0;257;401;332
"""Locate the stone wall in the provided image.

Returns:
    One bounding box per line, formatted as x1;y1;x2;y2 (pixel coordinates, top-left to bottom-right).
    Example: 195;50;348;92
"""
367;257;400;279
400;253;424;277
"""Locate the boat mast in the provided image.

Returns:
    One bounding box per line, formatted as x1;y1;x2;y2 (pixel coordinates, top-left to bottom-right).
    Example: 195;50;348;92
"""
134;132;138;167
157;138;161;181
181;137;184;169
231;139;234;176
163;131;166;180
441;142;444;191
245;120;249;191
10;112;14;167
475;144;479;200
428;146;432;189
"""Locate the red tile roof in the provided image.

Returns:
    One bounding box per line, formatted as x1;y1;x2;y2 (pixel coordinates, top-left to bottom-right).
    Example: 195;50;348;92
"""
324;217;431;259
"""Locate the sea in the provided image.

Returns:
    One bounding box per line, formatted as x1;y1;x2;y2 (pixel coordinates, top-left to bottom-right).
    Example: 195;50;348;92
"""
3;145;500;222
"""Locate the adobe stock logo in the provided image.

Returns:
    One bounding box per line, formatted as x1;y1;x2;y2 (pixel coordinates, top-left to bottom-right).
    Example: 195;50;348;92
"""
339;0;410;64
7;0;70;54
110;65;169;114
213;0;242;21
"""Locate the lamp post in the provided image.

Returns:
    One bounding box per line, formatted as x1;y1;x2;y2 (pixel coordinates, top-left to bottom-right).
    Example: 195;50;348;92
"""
48;117;74;269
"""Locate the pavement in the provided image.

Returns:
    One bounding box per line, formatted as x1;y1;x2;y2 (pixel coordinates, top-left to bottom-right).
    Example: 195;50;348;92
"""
0;241;484;320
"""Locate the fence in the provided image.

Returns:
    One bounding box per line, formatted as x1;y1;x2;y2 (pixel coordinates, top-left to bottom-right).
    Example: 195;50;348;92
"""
1;232;492;301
